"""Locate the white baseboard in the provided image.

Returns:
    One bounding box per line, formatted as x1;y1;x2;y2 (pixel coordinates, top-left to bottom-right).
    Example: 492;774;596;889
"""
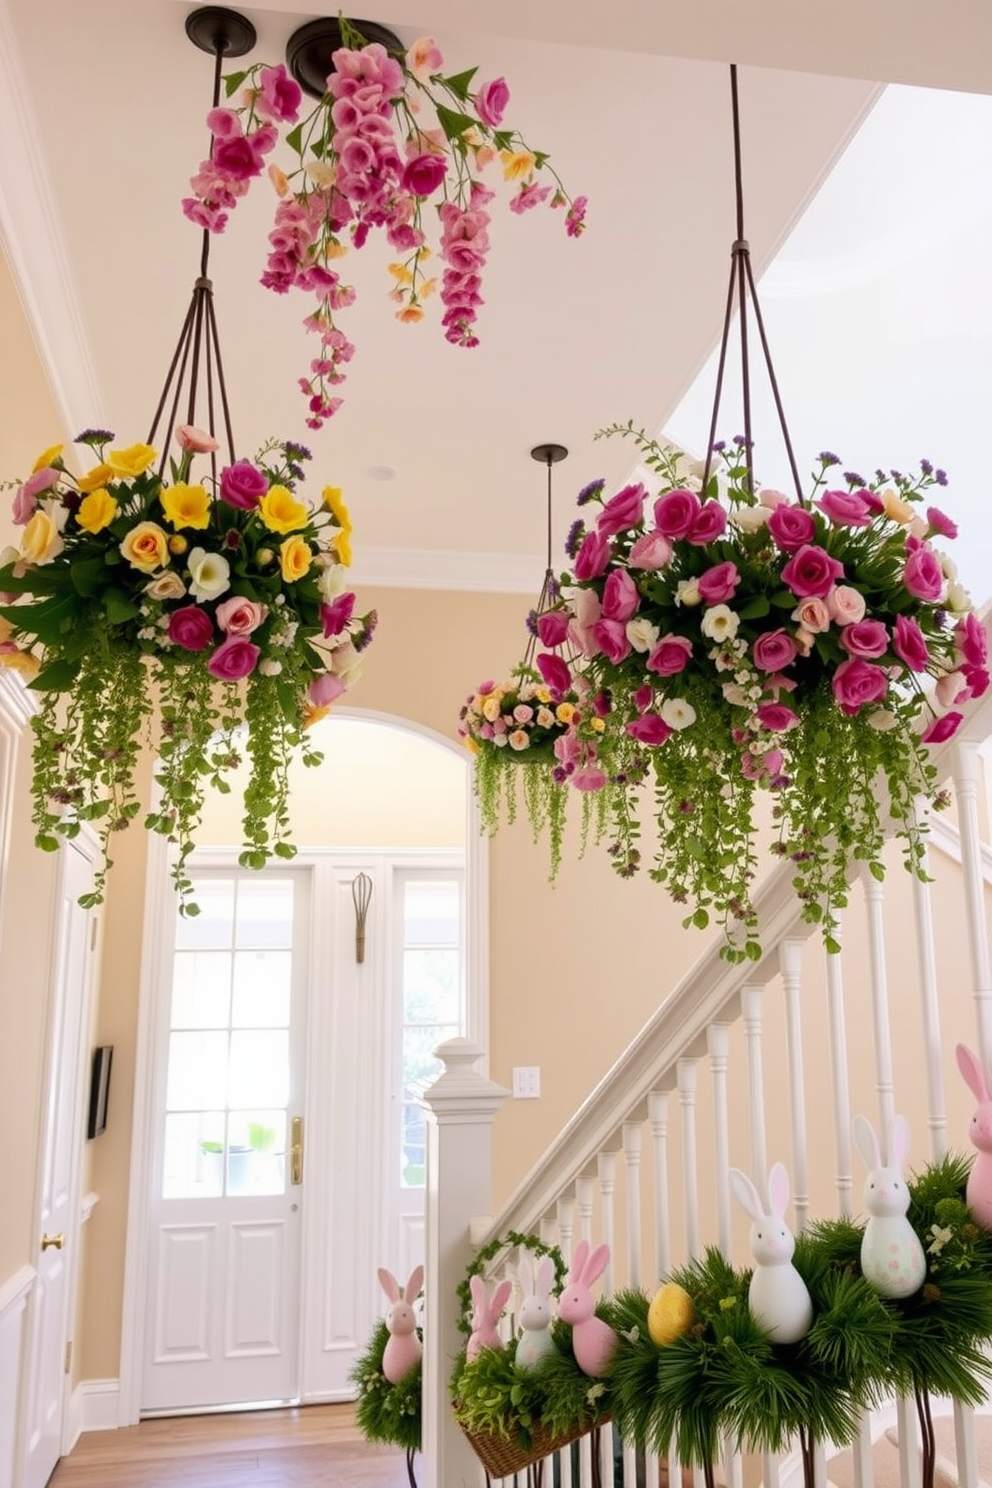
73;1379;120;1435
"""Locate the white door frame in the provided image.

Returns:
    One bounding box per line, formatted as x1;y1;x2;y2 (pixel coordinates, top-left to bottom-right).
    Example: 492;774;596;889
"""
118;708;488;1424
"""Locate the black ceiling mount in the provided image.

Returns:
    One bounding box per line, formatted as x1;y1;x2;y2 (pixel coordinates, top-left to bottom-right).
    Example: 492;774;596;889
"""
184;6;257;58
530;444;569;465
286;17;405;99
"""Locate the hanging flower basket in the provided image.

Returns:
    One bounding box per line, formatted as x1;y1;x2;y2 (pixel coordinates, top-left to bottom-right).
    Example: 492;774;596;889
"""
490;423;986;960
0;428;376;908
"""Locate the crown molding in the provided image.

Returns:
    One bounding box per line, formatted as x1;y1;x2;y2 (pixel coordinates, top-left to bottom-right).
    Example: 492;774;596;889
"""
349;545;541;594
0;0;105;439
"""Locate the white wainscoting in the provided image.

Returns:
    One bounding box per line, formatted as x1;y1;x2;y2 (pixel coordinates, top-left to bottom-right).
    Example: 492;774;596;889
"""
0;1265;35;1488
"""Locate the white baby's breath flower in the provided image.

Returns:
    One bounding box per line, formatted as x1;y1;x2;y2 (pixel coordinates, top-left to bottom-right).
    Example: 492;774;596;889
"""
700;604;740;642
661;697;696;730
626;616;660;653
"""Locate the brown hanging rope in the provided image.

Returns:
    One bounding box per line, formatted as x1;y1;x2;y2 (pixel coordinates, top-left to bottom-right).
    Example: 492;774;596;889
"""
700;65;805;507
147;27;238;480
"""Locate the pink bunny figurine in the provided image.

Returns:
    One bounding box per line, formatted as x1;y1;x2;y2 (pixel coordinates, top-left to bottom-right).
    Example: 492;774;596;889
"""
467;1275;513;1362
956;1043;992;1230
557;1239;618;1377
377;1265;424;1384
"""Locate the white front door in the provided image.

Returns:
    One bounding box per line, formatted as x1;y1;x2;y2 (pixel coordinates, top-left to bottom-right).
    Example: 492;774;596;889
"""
142;871;308;1411
22;839;96;1488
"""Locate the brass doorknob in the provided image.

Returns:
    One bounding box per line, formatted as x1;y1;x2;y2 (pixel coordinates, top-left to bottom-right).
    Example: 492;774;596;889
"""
41;1232;65;1251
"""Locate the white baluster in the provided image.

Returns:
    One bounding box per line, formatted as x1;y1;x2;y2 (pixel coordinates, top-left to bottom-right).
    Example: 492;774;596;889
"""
707;1024;732;1257
598;1150;617;1298
911;805;948;1163
678;1058;700;1258
779;939;811;1230
742;985;769;1181
861;870;896;1142
622;1121;643;1289
576;1174;595;1246
824;934;854;1218
558;1194;575;1266
648;1088;672;1280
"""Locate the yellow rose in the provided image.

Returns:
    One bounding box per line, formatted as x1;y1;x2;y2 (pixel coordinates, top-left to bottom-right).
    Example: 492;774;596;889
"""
322;486;352;532
161;482;211;530
107;443;157;479
279;534;313;583
590;716;606;733
462;735;480;755
76;488;118;534
0;647;40;680
481;696;502;722
556;702;577;724
259;485;308;534
33;443;63;472
20;510;61;563
332;530;352;567
120;521;169;572
77;462;115;494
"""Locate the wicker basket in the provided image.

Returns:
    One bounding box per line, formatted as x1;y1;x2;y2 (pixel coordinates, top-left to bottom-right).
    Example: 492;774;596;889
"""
459;1413;610;1479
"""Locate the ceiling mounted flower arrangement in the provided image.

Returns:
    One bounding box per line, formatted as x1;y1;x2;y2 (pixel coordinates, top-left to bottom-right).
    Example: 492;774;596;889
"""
0;7;376;909
458;67;985;961
182;14;585;426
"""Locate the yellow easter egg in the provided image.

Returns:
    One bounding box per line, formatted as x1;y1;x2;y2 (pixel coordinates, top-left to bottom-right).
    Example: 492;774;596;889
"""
648;1282;694;1346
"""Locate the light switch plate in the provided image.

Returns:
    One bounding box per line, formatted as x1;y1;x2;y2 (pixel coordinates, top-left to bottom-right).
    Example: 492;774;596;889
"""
512;1066;541;1099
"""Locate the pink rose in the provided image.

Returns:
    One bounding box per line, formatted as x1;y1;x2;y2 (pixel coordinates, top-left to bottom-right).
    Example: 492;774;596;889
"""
893;614;929;672
626;712;672;745
13;467;60;524
827;585;866;625
213;133;267;181
817;489;872;527
573;529;611;581
309;671;347;707
838;619;888;659
767;504;816;552
536;609;570;647
167;604;214;651
755;702;799;732
921;711;964;746
536;651;572;695
320;592;356;638
964;665;990;699
474;77;510;127
927;505;958;539
831;658;888;716
175;424;219;453
591;618;631;663
752;629;798;671
215;596;268;635
955;612;987;668
597;483;646;537
646;634;692;676
653;489;701;539
401;152;447;197
903;544;944;601
780;544;844;599
206;634;260;681
697;561;739;605
759;487;789;509
601;569;639;623
687;501;727;545
791;596;831;633
633;684;653;712
258;63;303;124
220;460;268;509
629;530;673;570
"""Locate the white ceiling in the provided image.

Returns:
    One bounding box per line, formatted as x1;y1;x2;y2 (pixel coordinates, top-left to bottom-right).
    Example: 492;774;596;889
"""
0;0;989;598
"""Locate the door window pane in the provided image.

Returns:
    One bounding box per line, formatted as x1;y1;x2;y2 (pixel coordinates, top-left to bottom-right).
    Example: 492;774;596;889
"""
231;951;292;1027
171;951;232;1028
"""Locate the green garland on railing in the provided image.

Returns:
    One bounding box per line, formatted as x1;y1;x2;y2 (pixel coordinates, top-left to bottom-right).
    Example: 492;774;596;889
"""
454;1229;568;1338
451;1325;611;1449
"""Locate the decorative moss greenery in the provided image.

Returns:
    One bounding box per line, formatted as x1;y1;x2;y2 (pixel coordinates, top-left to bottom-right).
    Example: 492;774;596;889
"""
350;1317;422;1456
451;1327;611;1449
454;1229;567;1338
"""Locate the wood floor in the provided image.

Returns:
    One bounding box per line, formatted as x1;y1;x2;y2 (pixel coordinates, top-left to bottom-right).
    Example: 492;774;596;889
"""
49;1403;417;1488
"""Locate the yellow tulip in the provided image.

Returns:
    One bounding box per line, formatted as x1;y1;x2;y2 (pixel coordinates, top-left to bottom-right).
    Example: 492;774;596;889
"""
500;149;536;181
120;521;169;573
332;530;352;567
77;462;115;494
107;443;157;479
321;486;352;533
32;443;63;472
76;488;118;535
20;510;61;564
161;482;211;530
259;484;308;534
279;535;313;583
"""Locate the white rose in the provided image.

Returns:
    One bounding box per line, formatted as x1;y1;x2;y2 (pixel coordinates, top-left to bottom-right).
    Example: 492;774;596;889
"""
675;578;702;607
866;708;899;731
661;697;696;730
700;604;740;642
626;616;660;653
939;552;958;581
946;581;972;613
187;547;230;602
722;682;749;707
733;504;771;535
145;571;187;601
317;562;347;600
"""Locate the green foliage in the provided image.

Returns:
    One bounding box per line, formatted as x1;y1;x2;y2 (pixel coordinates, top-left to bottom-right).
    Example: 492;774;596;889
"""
350;1318;422;1452
455;1230;567;1339
452;1330;610;1448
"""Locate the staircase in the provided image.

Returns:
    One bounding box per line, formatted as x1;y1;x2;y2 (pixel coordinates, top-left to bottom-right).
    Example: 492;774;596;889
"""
419;627;992;1488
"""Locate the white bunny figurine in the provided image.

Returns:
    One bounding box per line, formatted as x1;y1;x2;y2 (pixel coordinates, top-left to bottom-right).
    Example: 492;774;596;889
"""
955;1043;992;1230
377;1265;424;1384
557;1239;618;1376
515;1254;557;1370
728;1161;813;1344
852;1113;927;1299
467;1274;513;1362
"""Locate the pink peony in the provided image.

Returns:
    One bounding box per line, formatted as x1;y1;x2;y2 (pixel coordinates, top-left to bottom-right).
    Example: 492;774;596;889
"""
893;614;930;672
206;634;260;681
628;530;673;571
831;658;889;716
780;544;845;599
536;651;572;695
167;605;214;652
601;569;639;623
626;712;672;745
475;77;510;127
220;460;268;509
697;561;739;605
687;501;728;545
921;711;964;746
817;489;872;527
573;528;611;581
536;609;571;647
903;544;944;601
767;504;816;552
591;618;631;664
401;152;447;197
597;483;646;537
309;672;347;707
752;629;798;672
646;634;692;676
215;597;268;636
653;489;701;539
838;619;889;660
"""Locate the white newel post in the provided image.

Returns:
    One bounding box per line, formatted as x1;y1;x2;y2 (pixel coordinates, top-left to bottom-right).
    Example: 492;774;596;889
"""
420;1037;510;1488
